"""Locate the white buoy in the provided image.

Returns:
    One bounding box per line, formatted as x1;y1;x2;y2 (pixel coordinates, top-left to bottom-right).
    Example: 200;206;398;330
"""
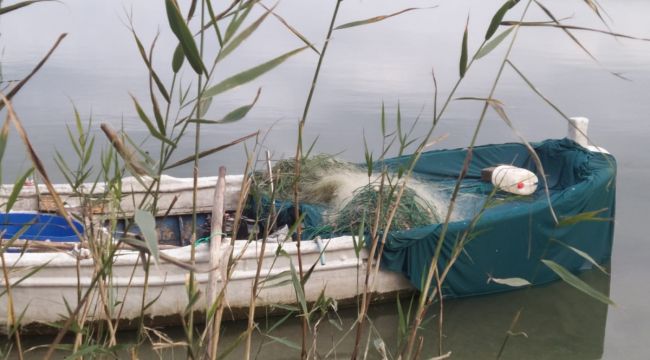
491;165;539;196
567;117;609;154
568;116;590;148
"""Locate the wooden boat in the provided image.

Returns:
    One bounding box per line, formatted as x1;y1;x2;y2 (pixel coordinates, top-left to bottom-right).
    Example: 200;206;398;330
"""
0;118;616;333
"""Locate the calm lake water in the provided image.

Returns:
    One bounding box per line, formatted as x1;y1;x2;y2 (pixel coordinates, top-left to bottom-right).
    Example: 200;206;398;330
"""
2;0;650;358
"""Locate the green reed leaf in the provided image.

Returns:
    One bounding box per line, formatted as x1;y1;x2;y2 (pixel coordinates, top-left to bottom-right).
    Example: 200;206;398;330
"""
150;92;165;135
172;43;185;73
354;212;366;257
499;21;650;42
216;331;247;360
0;0;52;15
258;270;292;289
193;88;261;124
130;95;174;146
165;0;206;75
218;5;273;62
552;239;609;275
260;2;319;55
459;16;469;78
304;135;320;159
476;26;514;59
198;96;212;118
266;335;301;351
72;106;84;145
0;259;51;298
135;209;159;264
485;0;520;40
63;345;114;360
100;123;155;178
164;131;257;170
542;259;614;305
558;208;610;227
334;7;431;30
202;46;306;99
131;30;170;103
0;117;10;167
224;1;254;43
271;303;300;313
6;168;34;212
289;258;309;327
396;295;406;338
488;276;531;287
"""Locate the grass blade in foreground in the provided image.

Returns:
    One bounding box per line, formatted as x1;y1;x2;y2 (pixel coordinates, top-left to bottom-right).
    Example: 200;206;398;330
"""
130;95;174;145
488;276;531;287
0;0;53;15
5;168;34;212
165;0;206;75
191;88;261;124
551;239;609;275
459;17;469;78
134;209;160;264
485;0;520;40
476;27;514;59
334;7;433;30
557;208;610;227
202;46;307;99
172;43;185;73
217;5;274;62
499;21;650;41
259;2;320;55
164;131;257;170
541;259;614;305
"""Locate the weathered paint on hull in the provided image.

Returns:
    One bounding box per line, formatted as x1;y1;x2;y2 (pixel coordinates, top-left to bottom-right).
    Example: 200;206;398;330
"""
0;236;413;333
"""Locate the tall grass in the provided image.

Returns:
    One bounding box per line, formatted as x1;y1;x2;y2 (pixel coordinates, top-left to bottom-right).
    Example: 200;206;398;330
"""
0;0;642;359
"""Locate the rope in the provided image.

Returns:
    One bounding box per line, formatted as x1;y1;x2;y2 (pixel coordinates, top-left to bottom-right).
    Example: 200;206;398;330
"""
195;233;227;245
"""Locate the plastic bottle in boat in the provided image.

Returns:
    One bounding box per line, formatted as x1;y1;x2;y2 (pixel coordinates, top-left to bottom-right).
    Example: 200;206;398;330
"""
490;165;538;196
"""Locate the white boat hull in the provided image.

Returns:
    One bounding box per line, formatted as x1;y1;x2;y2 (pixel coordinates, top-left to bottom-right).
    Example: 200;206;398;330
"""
0;236;412;332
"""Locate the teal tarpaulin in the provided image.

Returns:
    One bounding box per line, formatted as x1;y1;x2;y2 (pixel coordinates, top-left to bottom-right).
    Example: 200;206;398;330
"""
379;139;616;297
258;139;616;298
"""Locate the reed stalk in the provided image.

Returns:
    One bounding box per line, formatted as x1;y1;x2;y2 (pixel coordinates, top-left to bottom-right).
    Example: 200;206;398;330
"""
0;245;23;360
187;1;208;354
243;150;275;359
292;1;343;357
207;166;227;359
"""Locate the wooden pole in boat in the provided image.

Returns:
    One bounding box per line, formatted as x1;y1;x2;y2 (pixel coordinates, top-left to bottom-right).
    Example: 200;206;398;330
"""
208;166;227;359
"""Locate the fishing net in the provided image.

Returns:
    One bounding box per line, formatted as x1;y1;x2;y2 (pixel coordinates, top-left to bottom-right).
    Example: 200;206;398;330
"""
251;154;443;236
333;183;440;233
255;154;354;203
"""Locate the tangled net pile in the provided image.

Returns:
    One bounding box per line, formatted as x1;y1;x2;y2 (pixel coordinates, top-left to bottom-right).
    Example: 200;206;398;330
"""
254;155;443;233
334;183;440;233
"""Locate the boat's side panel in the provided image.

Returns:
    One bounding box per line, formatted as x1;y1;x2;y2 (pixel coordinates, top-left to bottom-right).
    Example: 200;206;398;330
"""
1;175;244;216
0;237;413;331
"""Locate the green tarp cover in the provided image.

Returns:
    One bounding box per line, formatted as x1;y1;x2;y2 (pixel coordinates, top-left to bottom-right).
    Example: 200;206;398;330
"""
379;138;616;297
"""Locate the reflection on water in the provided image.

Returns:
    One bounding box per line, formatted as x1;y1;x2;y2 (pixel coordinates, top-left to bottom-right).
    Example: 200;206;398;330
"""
1;0;649;358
